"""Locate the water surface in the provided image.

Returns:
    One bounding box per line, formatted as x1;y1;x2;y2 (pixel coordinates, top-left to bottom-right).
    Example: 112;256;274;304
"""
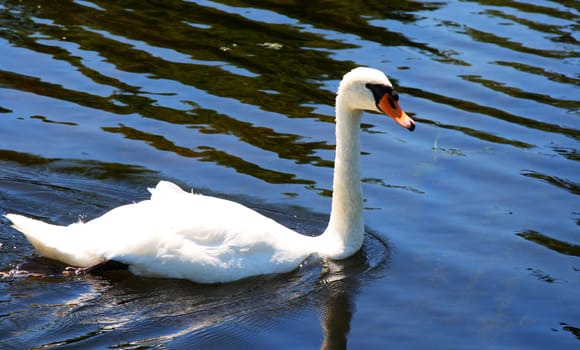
0;0;579;348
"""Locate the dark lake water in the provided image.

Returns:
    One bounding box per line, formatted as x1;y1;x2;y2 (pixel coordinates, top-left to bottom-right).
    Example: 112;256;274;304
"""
1;0;579;348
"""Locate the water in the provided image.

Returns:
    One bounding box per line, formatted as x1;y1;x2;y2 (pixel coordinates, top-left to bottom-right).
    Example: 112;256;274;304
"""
0;0;578;348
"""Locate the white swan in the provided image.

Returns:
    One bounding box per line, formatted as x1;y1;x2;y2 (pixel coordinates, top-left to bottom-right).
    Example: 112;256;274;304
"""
5;67;415;283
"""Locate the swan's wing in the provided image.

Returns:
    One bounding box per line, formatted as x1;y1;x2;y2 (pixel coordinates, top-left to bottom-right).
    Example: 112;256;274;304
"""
84;181;312;282
90;181;294;247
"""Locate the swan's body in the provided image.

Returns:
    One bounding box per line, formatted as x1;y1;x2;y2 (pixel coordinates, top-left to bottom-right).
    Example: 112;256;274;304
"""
6;67;415;283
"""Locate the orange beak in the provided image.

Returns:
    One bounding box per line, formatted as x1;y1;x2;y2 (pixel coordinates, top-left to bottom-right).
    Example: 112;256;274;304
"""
378;95;415;131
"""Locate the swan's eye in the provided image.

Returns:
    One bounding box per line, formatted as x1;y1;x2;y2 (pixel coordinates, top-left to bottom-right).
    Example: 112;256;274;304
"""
366;83;397;105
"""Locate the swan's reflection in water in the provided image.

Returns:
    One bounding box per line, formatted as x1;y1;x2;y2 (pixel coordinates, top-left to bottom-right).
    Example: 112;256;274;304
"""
320;266;357;350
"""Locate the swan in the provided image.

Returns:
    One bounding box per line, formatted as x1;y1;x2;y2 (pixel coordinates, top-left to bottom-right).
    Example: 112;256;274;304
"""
5;67;415;283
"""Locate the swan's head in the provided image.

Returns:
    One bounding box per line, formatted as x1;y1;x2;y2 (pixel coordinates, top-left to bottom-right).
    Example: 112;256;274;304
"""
337;67;415;131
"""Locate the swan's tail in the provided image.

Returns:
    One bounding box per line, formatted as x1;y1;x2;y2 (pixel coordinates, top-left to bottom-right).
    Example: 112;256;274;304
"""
5;214;96;267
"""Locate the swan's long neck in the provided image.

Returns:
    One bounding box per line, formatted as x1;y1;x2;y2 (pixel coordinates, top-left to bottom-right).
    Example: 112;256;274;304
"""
319;99;365;259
